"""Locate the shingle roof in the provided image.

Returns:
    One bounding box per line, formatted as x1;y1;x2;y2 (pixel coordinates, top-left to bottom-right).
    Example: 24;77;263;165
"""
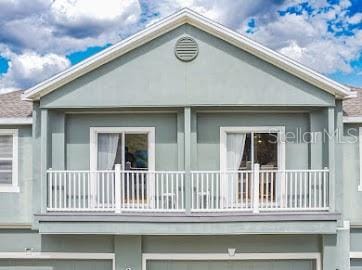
0;90;32;118
343;87;362;117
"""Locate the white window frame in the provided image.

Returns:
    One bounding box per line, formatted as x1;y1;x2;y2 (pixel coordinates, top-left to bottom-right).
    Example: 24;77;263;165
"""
220;126;286;172
90;127;156;208
90;127;155;172
0;129;19;193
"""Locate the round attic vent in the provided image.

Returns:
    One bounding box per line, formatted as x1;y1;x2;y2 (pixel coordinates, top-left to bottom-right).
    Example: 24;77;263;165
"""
175;36;198;62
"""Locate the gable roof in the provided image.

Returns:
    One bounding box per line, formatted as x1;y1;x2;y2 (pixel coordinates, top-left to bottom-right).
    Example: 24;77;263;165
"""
23;8;354;101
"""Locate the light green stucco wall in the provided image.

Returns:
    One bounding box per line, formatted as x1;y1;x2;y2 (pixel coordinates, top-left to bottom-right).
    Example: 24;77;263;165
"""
343;124;361;224
45;110;331;172
40;24;335;109
196;112;312;170
64;113;179;171
0;125;32;224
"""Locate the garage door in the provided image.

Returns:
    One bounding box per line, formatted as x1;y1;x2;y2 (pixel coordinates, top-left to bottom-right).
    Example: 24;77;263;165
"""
0;259;112;270
147;260;315;270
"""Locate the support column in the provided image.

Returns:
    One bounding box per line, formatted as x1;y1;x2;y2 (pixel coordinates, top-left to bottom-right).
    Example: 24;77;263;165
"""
40;109;49;214
322;234;337;270
32;102;41;216
51;111;65;170
336;221;351;270
327;107;335;212
184;107;192;213
114;236;142;270
309;110;325;169
177;111;184;171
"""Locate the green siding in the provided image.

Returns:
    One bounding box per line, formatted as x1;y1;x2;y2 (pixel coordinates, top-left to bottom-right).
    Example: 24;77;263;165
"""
0;126;32;224
64;113;178;171
343;124;361;224
196;112;312;170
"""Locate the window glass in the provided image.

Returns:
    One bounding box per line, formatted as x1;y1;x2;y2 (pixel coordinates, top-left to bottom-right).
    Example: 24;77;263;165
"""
125;134;148;170
226;132;279;170
254;133;278;169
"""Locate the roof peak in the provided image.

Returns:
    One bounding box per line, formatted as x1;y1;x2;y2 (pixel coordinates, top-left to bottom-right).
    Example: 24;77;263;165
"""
24;8;354;100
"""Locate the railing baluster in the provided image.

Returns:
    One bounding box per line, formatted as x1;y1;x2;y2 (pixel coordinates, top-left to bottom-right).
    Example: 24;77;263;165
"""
318;171;322;208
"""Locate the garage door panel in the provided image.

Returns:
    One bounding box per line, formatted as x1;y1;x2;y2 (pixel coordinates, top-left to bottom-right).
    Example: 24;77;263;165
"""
147;260;315;270
0;259;112;270
351;259;362;270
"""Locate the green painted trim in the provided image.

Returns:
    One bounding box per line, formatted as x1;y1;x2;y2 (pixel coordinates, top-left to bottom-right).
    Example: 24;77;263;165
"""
177;111;184;170
37;220;337;235
50;111;66;170
322;234;337;270
184;107;191;213
191;111;198;169
40;109;48;214
114;235;141;270
32;103;41;219
327;107;335;212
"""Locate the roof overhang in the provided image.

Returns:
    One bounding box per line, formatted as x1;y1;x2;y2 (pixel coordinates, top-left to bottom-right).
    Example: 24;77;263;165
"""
343;116;362;123
0;117;32;125
23;8;354;101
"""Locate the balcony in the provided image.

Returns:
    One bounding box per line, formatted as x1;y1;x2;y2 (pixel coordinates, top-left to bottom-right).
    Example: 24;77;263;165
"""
47;166;329;213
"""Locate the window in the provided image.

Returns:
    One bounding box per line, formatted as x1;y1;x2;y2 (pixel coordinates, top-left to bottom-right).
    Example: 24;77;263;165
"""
90;127;155;171
220;126;285;205
0;129;19;192
90;127;155;206
220;126;285;171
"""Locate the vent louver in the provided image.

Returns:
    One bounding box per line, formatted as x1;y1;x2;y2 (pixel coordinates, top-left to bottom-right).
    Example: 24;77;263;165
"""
175;36;198;62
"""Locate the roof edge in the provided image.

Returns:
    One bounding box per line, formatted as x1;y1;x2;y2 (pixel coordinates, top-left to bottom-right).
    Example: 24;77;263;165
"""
343;116;362;123
23;8;353;100
0;117;32;125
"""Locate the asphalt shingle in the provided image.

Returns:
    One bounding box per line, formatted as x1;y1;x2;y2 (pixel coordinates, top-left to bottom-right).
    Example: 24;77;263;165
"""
343;87;362;117
0;90;32;118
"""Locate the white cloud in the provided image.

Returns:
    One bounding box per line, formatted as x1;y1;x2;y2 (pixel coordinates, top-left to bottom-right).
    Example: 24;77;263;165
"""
240;1;362;74
50;0;141;38
0;0;361;92
0;52;70;89
0;0;141;91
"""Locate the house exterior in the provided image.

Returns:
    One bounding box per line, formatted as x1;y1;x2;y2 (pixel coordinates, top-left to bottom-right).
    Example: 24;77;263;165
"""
1;8;362;270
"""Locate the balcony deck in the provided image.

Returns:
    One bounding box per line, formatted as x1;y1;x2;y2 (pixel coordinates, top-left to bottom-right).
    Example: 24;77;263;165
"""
47;168;330;214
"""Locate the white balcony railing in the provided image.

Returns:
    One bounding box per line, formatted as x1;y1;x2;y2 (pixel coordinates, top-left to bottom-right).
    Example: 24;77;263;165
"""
191;167;329;212
47;166;329;213
47;167;185;212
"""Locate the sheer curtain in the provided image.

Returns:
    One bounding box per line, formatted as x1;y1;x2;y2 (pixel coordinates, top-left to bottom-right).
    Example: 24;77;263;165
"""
97;133;120;170
226;133;246;206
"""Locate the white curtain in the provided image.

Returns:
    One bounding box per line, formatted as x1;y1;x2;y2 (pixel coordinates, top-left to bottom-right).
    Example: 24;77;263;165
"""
227;133;246;171
226;133;246;206
97;133;120;170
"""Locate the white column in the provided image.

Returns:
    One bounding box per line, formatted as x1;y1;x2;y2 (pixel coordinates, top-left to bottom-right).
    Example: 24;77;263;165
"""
253;163;260;213
115;164;121;213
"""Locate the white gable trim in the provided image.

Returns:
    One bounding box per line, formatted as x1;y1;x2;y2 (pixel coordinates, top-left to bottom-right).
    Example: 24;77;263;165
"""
344;116;362;123
23;8;353;101
0;117;32;125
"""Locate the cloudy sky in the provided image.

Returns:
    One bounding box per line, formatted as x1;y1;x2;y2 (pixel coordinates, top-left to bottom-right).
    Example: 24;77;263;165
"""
0;0;361;93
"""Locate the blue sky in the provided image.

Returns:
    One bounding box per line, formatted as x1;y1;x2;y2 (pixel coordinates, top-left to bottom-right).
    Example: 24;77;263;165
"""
0;0;361;92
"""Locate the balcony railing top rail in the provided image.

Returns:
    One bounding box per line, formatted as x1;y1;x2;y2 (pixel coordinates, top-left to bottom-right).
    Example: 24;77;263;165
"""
47;167;329;214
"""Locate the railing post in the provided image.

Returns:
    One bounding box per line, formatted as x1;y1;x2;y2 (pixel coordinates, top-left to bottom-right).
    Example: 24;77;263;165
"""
253;163;260;213
48;169;52;210
115;164;121;213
